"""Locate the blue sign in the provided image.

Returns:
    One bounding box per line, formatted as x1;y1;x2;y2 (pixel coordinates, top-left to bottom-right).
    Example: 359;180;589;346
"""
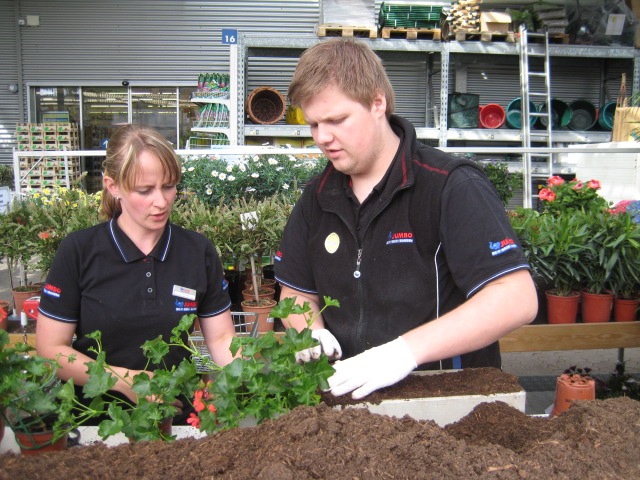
222;29;237;45
101;138;109;149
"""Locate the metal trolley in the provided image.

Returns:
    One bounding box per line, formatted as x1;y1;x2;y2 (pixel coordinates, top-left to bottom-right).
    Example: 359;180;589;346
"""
189;311;259;373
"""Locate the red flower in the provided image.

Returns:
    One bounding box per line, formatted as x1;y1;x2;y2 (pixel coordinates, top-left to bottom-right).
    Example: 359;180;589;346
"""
38;231;51;240
547;176;565;186
539;188;556;202
186;412;200;429
587;180;601;190
193;389;206;412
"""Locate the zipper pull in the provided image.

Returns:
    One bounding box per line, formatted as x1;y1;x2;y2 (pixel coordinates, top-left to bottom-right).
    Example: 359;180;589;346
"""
353;248;362;278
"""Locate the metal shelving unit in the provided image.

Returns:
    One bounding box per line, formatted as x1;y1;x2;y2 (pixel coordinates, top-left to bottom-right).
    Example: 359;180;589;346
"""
233;33;639;149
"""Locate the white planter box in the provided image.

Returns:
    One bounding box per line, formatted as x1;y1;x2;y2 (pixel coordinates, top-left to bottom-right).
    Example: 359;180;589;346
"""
340;371;526;427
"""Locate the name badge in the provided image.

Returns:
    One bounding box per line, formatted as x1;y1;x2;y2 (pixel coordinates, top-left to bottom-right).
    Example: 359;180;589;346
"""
173;285;196;301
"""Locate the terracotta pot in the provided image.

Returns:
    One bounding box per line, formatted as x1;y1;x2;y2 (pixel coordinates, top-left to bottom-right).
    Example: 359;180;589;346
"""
0;299;10;315
244;278;277;289
241;299;276;333
545;290;580;324
613;298;639;322
11;287;42;317
14;429;68;455
0;309;7;331
551;373;595;417
581;291;613;323
241;287;275;303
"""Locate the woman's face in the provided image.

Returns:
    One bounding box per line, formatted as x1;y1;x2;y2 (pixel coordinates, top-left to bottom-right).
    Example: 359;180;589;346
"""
115;150;177;237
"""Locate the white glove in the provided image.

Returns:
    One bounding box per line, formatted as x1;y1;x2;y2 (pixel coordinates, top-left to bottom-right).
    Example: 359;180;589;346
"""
328;336;417;400
295;329;342;363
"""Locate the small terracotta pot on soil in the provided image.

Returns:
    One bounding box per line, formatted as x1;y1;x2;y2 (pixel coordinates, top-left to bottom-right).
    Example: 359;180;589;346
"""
241;298;276;333
545;290;580;324
613;297;638;322
580;291;613;323
551;373;595;417
14;430;68;455
244;278;276;289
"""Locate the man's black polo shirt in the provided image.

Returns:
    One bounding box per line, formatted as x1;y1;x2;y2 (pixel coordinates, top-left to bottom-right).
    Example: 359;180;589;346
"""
39;218;231;370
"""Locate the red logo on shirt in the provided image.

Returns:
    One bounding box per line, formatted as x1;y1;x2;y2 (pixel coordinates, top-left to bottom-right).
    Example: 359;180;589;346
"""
274;250;283;262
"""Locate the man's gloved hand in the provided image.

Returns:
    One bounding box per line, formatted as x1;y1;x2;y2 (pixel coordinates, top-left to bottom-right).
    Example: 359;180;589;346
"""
295;328;342;363
327;336;417;400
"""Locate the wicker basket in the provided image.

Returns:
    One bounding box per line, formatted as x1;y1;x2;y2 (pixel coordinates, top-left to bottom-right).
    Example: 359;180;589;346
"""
246;86;286;125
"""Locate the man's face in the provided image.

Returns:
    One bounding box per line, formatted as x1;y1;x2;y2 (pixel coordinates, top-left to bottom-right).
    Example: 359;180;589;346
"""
301;85;386;177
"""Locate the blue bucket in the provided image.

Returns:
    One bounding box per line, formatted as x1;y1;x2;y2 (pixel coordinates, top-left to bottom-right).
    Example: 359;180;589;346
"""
598;102;616;131
506;98;537;129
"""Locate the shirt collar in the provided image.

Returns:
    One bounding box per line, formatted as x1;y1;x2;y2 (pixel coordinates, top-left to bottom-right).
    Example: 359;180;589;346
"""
108;215;172;263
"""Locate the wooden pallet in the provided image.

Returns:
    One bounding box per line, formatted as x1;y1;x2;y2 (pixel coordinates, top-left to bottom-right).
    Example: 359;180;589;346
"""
316;24;377;38
381;27;441;40
455;30;515;43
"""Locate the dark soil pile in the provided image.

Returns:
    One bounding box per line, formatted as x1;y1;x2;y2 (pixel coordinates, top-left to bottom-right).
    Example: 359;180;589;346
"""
1;369;638;479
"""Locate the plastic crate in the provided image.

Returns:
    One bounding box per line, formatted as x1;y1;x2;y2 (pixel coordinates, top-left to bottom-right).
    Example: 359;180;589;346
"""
189;311;259;373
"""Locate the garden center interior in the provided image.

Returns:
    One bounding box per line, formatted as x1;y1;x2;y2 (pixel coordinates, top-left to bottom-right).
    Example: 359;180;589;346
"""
1;0;640;449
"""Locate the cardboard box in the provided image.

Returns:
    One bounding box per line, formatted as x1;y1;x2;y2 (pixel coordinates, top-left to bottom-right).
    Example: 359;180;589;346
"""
480;11;511;33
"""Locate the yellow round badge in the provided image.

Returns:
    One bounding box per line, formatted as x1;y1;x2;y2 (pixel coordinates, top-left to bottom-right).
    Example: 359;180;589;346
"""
324;232;340;254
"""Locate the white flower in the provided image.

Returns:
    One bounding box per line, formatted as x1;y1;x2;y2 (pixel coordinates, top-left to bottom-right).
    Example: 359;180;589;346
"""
251;172;259;178
246;187;256;193
188;166;195;172
239;164;247;172
276;166;284;171
211;170;219;178
206;188;212;195
252;155;260;162
287;155;296;162
181;167;186;173
228;175;235;181
226;165;233;173
268;157;278;165
219;173;227;180
283;183;289;190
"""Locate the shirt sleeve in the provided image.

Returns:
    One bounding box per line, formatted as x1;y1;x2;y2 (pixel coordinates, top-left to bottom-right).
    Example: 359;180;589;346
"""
440;166;530;297
38;234;82;323
273;189;318;294
198;239;232;317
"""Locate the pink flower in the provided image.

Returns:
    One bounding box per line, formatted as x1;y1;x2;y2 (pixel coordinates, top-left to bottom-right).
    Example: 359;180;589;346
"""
547;176;565;186
539;188;556;202
572;182;584;190
587;180;601;190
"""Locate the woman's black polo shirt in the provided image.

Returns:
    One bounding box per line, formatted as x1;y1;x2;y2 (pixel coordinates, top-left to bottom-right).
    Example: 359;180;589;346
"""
39;218;231;371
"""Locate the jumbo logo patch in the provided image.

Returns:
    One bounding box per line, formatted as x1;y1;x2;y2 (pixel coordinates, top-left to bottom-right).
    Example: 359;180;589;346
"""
386;231;415;246
489;238;517;256
175;299;198;312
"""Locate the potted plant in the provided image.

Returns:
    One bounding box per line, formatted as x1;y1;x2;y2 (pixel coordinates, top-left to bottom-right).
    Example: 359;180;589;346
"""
218;195;292;332
602;209;640;322
551;366;595;417
510;208;588;323
479;159;522;207
577;210;640;322
186;296;337;432
0;199;42;315
0;330;71;454
55;315;209;443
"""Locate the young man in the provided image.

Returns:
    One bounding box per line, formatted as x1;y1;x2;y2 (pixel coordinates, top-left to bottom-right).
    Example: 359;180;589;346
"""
274;38;537;400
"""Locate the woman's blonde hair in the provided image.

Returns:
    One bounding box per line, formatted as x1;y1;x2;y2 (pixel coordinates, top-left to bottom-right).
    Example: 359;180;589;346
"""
288;38;395;117
100;124;181;219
